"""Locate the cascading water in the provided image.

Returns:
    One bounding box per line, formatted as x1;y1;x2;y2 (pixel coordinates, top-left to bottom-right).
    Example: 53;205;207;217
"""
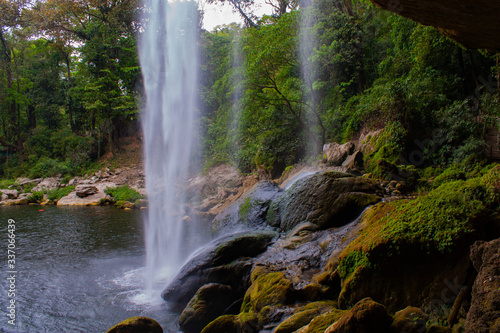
139;0;200;299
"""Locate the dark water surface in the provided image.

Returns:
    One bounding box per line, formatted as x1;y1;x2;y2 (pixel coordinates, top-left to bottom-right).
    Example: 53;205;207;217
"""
0;205;179;333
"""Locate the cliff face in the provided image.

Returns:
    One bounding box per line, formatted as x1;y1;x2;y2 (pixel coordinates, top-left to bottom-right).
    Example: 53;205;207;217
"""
370;0;500;50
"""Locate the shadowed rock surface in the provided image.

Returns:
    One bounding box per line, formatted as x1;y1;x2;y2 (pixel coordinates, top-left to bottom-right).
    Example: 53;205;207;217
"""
267;171;381;231
465;238;500;332
370;0;500;50
162;230;278;308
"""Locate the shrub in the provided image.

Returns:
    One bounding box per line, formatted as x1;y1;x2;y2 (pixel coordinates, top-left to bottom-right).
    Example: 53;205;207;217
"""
29;157;72;178
47;186;75;202
27;191;44;203
105;185;143;203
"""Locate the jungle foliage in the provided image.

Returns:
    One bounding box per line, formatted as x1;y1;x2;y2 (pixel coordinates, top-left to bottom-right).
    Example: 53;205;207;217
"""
0;0;498;179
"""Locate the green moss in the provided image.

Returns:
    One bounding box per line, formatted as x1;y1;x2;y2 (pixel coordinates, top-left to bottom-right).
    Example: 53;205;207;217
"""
275;309;319;333
364;121;407;178
241;271;292;314
300;309;345;332
337;166;499;303
239;197;253;220
201;315;239;333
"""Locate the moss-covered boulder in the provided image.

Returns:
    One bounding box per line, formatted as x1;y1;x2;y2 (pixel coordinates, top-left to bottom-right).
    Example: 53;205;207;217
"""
267;171;381;231
106;316;163;333
200;315;240;333
162;230;277;308
275;301;337;333
390;306;429;333
336;167;499;311
324;298;392;333
179;283;236;333
241;270;293;313
211;181;281;233
295;309;345;333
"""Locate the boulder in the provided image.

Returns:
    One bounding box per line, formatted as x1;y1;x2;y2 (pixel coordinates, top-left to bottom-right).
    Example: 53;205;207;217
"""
57;191;107;206
179;283;237;333
75;185;98;197
342;151;364;171
465;238;500;332
200;315;239;333
0;189;18;200
323;142;355;166
324;298;393;333
241;270;293;313
106;316;163;333
390;306;429;333
31;177;60;192
162;230;278;308
267;171;381;231
275;301;337;333
211;181;281;233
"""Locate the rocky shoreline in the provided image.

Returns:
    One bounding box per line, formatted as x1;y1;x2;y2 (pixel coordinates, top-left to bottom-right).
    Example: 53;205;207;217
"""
0;166;146;207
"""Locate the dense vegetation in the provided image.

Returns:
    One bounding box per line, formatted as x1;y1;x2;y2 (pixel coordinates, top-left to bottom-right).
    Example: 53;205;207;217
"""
0;0;498;180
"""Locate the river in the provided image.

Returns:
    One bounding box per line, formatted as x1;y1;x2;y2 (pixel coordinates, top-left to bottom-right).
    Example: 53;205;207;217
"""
0;205;179;332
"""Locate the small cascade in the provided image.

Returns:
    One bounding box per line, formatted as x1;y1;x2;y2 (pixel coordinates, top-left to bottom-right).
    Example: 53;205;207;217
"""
139;0;201;298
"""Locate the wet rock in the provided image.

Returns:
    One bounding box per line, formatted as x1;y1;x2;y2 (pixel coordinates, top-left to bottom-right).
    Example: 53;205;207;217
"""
295;309;345;333
0;189;18;200
212;181;281;233
267;171;381;231
106;316;163;333
324;298;393;333
180;283;236;333
276;301;338;333
31;177;60;192
323;142;355;166
465;238;500;332
75;185;98;197
241;270;293;313
390;306;428;333
162;230;278;308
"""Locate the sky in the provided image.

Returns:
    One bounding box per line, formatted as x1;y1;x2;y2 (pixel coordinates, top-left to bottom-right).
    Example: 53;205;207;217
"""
198;0;273;31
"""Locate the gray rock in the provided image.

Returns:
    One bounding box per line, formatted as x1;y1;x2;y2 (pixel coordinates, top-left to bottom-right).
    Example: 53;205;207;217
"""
267;171;381;231
31;178;60;192
212;181;281;233
323;142;355;166
0;189;18;200
162;230;278;308
75;185;99;197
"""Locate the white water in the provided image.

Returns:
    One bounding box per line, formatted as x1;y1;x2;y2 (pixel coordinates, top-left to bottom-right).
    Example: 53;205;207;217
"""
139;0;201;299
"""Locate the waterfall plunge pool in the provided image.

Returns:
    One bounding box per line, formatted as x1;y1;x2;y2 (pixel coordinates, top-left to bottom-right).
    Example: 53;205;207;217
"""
0;205;180;332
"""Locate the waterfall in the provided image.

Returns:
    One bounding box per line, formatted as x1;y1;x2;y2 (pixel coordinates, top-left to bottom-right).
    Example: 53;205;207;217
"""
139;0;200;298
